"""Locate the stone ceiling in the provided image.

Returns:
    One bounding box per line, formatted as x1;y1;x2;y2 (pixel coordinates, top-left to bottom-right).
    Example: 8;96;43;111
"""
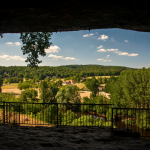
0;1;150;33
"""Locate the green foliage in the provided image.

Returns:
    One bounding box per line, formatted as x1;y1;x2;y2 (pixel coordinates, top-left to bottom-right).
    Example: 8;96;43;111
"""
0;77;3;93
85;77;99;98
55;85;81;109
104;76;118;93
20;32;53;69
35;104;63;125
19;88;38;102
61;109;78;125
39;80;49;103
103;77;107;83
56;79;62;87
70;115;116;128
98;77;103;84
47;82;59;103
18;81;31;90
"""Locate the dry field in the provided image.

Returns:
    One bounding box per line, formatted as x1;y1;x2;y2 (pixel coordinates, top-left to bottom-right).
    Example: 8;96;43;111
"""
79;91;110;102
74;83;86;89
1;83;110;102
86;76;118;79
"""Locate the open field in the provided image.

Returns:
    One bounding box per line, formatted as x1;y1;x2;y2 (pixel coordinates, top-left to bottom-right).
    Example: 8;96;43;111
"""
74;83;86;89
86;76;118;79
1;85;18;89
79;91;110;102
1;82;109;101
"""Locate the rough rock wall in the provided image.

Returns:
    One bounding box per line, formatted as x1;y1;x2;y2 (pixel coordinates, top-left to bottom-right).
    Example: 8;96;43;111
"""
0;1;150;33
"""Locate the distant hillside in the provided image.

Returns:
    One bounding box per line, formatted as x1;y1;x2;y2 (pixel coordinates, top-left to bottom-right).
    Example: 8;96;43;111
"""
0;65;139;80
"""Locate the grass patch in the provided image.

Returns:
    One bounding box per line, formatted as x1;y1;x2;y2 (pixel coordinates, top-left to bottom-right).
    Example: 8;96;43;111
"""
1;86;18;89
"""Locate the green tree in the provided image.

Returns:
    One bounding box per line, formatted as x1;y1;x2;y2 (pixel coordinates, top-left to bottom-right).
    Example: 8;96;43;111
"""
104;76;118;93
0;77;3;93
20;32;53;69
4;79;9;84
98;77;103;84
24;72;30;80
47;82;59;103
56;79;62;87
85;77;99;98
18;82;31;90
39;80;49;103
103;77;107;83
55;85;81;109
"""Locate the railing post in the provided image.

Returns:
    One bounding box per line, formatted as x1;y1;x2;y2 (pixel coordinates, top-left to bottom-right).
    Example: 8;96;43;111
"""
3;102;5;125
19;106;20;125
111;104;113;138
57;103;58;128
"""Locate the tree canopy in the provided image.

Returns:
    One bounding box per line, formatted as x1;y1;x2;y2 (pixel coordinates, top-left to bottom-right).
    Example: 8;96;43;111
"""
55;85;81;109
85;77;100;98
20;32;53;69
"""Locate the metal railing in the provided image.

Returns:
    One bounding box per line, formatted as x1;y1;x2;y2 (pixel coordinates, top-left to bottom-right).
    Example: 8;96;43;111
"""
112;107;150;138
1;102;150;138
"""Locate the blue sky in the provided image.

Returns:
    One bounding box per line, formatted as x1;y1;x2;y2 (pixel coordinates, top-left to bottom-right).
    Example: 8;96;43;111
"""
0;28;150;69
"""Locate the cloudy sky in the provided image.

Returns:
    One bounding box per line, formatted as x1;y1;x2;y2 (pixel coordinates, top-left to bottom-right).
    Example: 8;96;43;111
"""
0;28;150;69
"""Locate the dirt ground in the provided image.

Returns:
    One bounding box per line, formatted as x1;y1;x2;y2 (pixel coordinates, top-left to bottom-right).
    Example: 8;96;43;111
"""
0;125;150;150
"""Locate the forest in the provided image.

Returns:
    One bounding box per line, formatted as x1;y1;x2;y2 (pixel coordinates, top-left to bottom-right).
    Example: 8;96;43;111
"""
0;65;138;82
0;65;149;130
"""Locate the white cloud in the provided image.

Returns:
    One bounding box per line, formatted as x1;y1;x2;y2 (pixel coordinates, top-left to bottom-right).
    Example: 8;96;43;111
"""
114;51;138;56
83;33;94;37
0;55;26;61
124;40;128;42
97;49;107;52
14;42;21;46
6;42;13;45
63;57;75;60
5;42;21;46
107;49;118;51
97;34;109;41
48;54;63;58
45;45;60;53
127;53;138;56
118;52;129;55
48;54;76;60
97;58;104;61
106;55;110;58
97;58;112;62
97;45;103;49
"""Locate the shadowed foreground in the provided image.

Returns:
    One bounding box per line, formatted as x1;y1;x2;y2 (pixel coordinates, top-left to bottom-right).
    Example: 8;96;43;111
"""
0;125;150;150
